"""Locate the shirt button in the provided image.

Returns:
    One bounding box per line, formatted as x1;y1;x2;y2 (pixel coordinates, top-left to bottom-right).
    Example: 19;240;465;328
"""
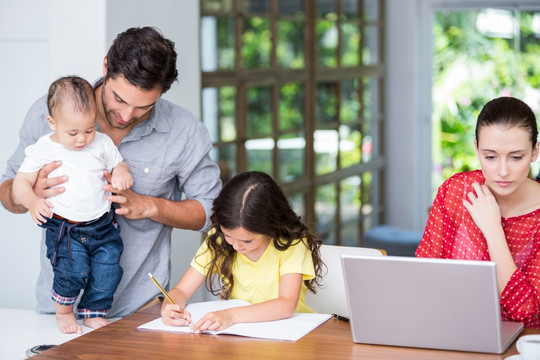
144;168;150;174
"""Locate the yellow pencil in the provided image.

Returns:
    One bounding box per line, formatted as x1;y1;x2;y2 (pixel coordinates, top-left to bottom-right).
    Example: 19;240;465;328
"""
148;272;175;304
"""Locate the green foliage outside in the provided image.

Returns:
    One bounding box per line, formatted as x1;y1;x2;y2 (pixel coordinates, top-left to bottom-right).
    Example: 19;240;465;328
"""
432;10;540;194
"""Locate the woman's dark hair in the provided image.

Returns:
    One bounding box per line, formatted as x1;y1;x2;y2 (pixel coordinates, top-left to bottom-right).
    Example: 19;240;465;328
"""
200;171;324;299
47;76;95;117
476;96;538;148
105;26;178;93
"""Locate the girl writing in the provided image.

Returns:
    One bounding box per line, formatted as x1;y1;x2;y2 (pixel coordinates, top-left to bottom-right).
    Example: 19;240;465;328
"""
417;96;540;328
161;171;324;332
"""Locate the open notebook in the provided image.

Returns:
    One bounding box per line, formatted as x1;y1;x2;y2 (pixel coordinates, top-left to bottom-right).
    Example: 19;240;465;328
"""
341;255;523;354
138;299;331;341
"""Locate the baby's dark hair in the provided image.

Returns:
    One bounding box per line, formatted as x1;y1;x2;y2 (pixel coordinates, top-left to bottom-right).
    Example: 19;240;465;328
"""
200;171;324;299
476;96;538;149
47;76;95;118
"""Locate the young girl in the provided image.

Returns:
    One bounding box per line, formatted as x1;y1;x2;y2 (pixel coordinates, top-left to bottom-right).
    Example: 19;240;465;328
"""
416;96;540;328
161;171;324;332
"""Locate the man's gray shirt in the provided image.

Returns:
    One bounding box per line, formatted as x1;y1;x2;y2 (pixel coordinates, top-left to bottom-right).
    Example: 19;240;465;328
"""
2;92;222;317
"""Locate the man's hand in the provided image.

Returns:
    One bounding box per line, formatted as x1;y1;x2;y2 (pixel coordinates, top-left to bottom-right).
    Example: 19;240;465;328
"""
33;161;67;198
103;171;155;220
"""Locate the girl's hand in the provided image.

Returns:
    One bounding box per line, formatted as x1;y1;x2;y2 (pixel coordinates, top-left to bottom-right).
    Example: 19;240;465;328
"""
161;303;191;327
463;182;502;234
191;310;234;333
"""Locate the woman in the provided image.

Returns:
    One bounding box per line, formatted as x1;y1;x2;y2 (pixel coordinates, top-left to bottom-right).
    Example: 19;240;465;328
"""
416;96;540;328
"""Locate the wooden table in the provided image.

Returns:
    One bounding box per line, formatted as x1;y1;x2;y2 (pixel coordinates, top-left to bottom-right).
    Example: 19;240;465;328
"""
32;304;537;359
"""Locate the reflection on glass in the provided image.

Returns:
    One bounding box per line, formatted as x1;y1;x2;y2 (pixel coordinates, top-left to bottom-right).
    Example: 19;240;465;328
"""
362;171;373;216
316;20;338;67
342;0;358;19
363;77;376;119
201;17;235;71
247;86;272;137
316;183;336;244
202;0;233;12
278;133;304;183
278;20;305;68
362;25;379;65
315;129;338;175
246;138;274;173
242;0;269;14
243;17;271;68
210;143;237;182
342;23;360;66
339;125;361;168
219;86;236;142
279;83;304;132
340;79;359;123
316;82;338;124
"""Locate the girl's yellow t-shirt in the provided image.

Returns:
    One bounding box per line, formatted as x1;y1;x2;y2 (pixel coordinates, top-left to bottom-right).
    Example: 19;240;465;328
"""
191;235;316;313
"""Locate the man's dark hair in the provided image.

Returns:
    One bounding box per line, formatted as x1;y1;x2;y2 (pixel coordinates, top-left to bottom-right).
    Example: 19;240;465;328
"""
106;26;178;93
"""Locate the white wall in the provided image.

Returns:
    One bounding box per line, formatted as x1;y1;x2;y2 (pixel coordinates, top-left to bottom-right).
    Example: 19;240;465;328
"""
0;0;203;310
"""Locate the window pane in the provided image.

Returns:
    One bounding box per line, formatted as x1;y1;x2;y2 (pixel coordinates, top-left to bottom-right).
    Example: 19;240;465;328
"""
247;86;272;137
363;0;380;21
243;17;271;68
317;0;336;16
340;176;361;246
278;0;303;15
361;171;374;231
316;20;338;67
242;0;269;14
342;22;360;67
246;138;274;173
342;0;359;20
362;25;379;65
278;20;305;69
279;83;304;132
202;88;218;143
316;82;338;125
202;0;233;12
315;129;338;175
363;77;380;119
278;133;304;183
339;124;361;168
210;143;237;181
202;87;237;143
340;79;359;123
288;192;305;221
316;183;337;244
201;17;235;71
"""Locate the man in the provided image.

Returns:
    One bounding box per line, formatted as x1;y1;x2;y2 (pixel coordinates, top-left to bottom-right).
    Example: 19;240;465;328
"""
0;27;222;317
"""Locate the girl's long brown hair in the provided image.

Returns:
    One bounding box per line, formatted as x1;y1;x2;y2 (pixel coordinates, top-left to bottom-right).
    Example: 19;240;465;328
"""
198;171;324;299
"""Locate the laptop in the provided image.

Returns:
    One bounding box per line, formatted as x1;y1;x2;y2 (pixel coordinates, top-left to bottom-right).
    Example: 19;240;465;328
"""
341;255;523;354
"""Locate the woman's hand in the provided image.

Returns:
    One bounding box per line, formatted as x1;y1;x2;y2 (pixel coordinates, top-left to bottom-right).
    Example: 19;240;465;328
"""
161;303;192;327
463;182;502;235
191;309;234;333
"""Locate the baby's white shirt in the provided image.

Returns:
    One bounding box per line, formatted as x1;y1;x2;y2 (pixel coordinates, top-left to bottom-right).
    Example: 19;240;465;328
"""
18;132;124;222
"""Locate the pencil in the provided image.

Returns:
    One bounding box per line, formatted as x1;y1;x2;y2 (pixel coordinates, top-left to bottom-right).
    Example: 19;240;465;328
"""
148;272;175;304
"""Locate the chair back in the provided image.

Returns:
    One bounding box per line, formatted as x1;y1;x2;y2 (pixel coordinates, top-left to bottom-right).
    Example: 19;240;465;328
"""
306;244;385;316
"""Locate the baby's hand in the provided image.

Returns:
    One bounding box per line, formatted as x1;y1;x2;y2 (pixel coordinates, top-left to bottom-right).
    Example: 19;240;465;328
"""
29;198;53;225
111;172;133;191
161;303;192;327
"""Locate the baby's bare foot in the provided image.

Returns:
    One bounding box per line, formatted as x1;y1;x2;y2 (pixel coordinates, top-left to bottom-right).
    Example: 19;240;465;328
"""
56;312;82;334
83;317;110;329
